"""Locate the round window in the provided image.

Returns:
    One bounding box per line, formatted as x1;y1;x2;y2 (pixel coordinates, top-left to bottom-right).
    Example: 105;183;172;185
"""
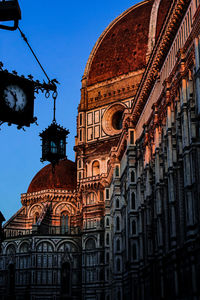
112;111;123;130
102;104;125;136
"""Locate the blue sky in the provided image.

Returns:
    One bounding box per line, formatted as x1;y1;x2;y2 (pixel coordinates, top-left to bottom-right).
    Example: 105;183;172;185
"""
0;0;138;220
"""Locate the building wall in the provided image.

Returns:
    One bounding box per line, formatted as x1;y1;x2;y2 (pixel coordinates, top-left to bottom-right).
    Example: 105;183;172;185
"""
107;1;200;299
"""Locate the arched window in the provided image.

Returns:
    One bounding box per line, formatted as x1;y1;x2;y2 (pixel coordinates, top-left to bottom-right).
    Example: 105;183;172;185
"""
131;192;136;210
87;192;96;205
131;170;135;182
116;216;120;231
61;262;71;294
85;238;96;250
37;242;53;253
6;245;16;256
116;258;121;272
116;239;120;251
116;198;120;208
92;161;100;176
19;242;29;253
132;220;136;235
61;211;68;234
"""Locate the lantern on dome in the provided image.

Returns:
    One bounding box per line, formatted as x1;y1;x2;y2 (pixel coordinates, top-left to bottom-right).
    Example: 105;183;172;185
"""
39;93;69;167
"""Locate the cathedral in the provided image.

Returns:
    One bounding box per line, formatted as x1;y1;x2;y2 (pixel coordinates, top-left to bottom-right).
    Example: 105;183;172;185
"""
0;0;200;299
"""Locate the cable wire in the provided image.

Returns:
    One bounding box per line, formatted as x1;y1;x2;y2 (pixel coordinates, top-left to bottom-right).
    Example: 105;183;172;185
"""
18;26;51;83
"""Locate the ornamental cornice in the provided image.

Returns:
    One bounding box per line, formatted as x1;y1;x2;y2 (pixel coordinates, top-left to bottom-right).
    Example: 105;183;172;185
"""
131;0;190;126
21;189;77;206
85;69;144;92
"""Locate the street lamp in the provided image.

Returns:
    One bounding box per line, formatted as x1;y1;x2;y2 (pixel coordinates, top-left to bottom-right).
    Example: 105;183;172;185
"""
40;92;69;167
40;121;69;166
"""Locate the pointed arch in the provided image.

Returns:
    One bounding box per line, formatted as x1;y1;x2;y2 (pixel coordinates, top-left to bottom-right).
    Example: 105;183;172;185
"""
85;238;96;250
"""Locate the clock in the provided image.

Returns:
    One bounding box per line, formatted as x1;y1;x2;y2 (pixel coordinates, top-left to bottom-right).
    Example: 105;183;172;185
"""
3;85;27;112
0;71;35;126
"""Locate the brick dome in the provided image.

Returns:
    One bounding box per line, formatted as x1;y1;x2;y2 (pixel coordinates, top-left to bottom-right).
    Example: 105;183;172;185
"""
27;159;77;193
79;0;174;111
84;0;173;87
85;0;154;86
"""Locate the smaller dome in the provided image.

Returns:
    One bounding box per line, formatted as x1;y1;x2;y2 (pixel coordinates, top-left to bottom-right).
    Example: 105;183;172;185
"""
27;159;77;193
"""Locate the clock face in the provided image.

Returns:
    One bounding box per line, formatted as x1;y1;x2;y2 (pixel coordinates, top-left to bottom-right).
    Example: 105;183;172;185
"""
3;85;27;112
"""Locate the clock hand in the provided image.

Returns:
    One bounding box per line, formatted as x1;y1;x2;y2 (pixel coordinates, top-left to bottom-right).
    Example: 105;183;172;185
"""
10;90;18;110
